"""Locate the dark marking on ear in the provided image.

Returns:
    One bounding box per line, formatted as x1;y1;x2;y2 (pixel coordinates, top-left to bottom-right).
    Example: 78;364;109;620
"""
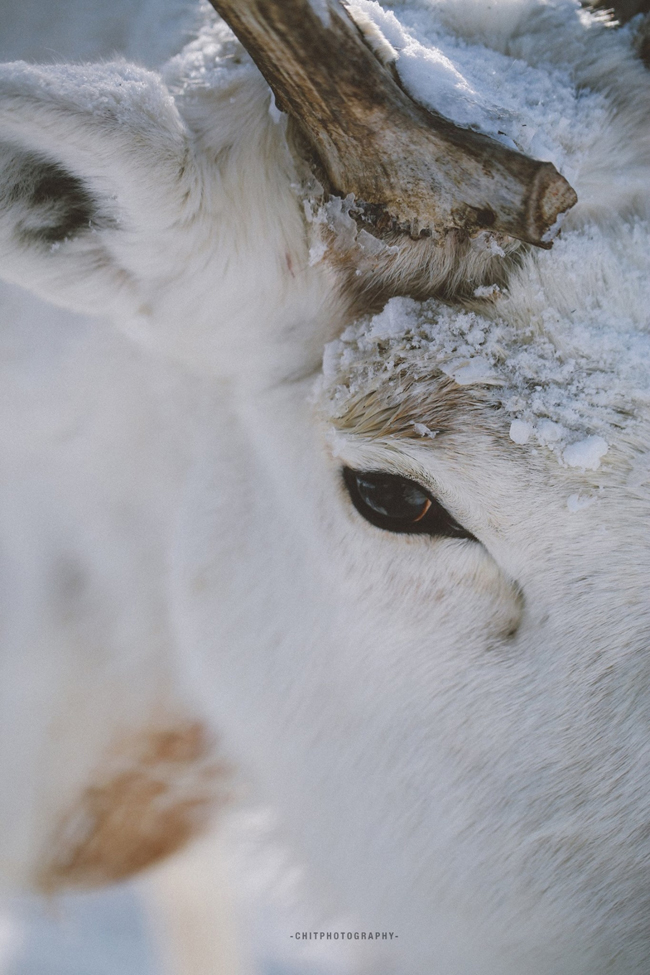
0;142;116;248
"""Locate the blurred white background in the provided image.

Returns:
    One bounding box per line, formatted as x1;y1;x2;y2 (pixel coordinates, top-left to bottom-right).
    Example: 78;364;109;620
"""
0;2;372;972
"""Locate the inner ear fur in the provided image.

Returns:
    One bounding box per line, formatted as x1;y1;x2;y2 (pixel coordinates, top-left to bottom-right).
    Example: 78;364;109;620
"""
1;143;117;248
0;60;194;313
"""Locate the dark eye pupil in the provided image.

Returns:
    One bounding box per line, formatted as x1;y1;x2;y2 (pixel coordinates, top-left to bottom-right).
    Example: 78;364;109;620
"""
355;473;429;521
342;467;476;540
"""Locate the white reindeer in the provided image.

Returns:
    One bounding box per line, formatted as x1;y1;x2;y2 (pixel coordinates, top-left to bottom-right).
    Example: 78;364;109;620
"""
1;0;650;972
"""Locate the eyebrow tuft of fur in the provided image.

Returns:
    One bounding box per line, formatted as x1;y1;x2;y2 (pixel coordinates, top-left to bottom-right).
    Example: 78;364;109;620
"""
322;368;497;443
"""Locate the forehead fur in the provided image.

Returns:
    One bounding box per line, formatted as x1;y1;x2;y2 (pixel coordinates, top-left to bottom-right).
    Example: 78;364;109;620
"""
317;303;502;446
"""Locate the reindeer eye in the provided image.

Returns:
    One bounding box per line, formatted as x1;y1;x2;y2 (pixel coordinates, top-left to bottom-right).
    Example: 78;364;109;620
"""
342;468;476;540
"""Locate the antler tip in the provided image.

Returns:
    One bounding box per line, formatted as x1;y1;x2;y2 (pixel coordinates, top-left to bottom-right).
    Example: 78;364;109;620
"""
534;166;578;246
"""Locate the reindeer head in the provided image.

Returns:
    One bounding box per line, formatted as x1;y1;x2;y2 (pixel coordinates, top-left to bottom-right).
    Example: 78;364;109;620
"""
2;1;650;971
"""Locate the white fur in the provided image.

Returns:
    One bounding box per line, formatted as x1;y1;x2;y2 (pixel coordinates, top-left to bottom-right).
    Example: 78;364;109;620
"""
2;1;650;973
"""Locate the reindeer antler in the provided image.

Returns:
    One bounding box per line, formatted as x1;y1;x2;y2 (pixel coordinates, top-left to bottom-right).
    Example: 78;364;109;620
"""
208;0;577;248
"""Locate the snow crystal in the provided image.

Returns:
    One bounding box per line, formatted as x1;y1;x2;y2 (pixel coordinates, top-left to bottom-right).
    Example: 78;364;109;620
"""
489;239;506;258
308;239;328;266
567;492;598;512
563;436;608;471
510;420;533;445
473;284;501;299
413;422;438;439
537;421;565;445
541;210;567;245
440;356;501;386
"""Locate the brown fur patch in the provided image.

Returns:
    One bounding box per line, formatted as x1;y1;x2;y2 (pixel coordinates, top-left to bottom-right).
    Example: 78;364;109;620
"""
329;370;497;444
327;224;521;318
38;721;232;892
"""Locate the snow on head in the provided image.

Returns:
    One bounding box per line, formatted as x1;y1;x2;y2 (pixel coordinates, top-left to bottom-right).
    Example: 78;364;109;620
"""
320;263;647;466
319;1;650;469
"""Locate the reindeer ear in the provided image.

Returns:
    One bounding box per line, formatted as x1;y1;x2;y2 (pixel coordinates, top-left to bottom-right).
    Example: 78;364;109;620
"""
0;61;191;315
